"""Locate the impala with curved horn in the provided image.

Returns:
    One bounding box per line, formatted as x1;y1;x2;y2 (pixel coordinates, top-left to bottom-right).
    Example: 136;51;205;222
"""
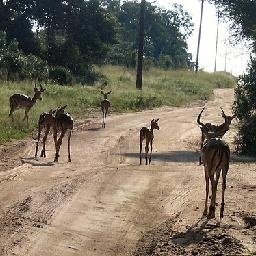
197;108;230;219
197;107;235;158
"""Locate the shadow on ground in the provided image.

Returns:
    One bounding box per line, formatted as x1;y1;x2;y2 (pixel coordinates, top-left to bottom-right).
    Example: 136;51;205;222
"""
20;157;55;167
121;151;256;164
122;151;198;163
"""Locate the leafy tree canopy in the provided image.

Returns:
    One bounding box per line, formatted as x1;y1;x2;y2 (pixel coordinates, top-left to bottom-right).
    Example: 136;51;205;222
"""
208;0;256;42
209;0;256;154
0;0;194;83
107;1;193;69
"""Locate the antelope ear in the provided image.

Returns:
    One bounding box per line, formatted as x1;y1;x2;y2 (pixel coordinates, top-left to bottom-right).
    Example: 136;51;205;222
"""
61;105;67;110
39;84;45;92
34;84;38;92
155;118;159;122
107;91;112;95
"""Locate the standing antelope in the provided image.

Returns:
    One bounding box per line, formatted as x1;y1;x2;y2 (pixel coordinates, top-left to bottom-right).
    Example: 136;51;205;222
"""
197;110;230;219
197;107;234;164
54;110;74;162
140;118;159;165
101;90;112;128
9;84;45;127
35;105;67;158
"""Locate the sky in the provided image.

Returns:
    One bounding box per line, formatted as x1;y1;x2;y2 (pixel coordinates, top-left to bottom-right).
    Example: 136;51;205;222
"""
150;0;251;76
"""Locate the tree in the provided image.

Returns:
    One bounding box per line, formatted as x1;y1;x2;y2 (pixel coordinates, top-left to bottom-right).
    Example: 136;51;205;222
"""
195;0;204;73
209;0;256;154
108;1;193;70
208;0;256;41
136;0;145;90
0;0;117;84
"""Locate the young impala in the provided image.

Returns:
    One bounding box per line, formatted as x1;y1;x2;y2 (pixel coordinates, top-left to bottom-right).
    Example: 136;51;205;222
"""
140;118;159;165
9;84;45;127
35;105;67;158
54;109;74;162
101;90;112;128
197;109;230;219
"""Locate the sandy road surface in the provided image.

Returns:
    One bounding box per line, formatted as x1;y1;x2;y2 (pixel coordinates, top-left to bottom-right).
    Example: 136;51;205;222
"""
0;89;255;256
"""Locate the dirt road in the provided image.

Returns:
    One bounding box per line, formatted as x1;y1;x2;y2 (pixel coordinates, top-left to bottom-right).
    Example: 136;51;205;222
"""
0;89;255;256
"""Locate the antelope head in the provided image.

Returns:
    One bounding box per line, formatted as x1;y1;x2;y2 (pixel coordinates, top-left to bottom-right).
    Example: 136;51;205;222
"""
54;105;67;117
197;108;215;138
151;118;160;130
34;84;46;101
101;90;112;100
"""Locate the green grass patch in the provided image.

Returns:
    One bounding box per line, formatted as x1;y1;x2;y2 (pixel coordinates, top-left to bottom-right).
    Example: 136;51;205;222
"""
0;66;235;144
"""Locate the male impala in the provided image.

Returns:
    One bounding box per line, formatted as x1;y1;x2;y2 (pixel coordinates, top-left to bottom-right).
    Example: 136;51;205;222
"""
140;118;159;165
197;109;230;219
197;107;234;164
9;84;45;127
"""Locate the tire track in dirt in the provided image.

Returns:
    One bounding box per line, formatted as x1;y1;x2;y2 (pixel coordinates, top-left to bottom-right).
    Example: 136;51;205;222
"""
0;89;255;255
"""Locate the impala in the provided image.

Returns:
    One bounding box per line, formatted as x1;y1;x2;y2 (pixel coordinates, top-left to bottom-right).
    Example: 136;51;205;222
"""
197;107;234;164
9;84;45;127
198;109;230;219
35;105;67;158
54;109;74;162
140;118;159;165
101;90;112;128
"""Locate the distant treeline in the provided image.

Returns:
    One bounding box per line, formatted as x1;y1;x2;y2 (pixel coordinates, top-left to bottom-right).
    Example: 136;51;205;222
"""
0;0;193;85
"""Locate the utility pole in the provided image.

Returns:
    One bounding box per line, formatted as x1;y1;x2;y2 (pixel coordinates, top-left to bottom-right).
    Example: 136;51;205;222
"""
195;0;204;73
214;11;220;72
224;50;227;72
136;0;146;90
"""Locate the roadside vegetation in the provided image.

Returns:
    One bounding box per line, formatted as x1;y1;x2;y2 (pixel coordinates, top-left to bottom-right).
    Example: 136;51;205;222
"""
208;0;256;155
0;65;235;144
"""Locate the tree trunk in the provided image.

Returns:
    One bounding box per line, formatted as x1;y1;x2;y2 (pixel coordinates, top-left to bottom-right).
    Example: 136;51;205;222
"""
195;0;204;73
136;0;146;90
214;11;220;72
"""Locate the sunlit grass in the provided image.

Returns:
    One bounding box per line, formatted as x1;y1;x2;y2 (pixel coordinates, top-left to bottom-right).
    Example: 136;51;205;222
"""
0;65;235;144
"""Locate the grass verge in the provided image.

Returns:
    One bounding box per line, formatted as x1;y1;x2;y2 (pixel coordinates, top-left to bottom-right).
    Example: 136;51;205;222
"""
0;66;235;144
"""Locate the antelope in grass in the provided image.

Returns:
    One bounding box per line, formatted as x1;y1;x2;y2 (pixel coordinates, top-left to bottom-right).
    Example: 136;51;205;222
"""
140;118;159;165
197;109;230;219
197;107;235;164
35;105;67;158
9;84;45;127
54;108;74;162
101;90;112;128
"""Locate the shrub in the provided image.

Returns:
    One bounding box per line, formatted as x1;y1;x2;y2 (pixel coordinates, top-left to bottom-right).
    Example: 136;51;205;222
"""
0;31;49;82
233;57;256;154
49;66;74;85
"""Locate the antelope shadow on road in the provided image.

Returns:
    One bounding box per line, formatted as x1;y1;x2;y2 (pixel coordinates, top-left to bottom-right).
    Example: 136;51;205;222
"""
121;151;256;164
